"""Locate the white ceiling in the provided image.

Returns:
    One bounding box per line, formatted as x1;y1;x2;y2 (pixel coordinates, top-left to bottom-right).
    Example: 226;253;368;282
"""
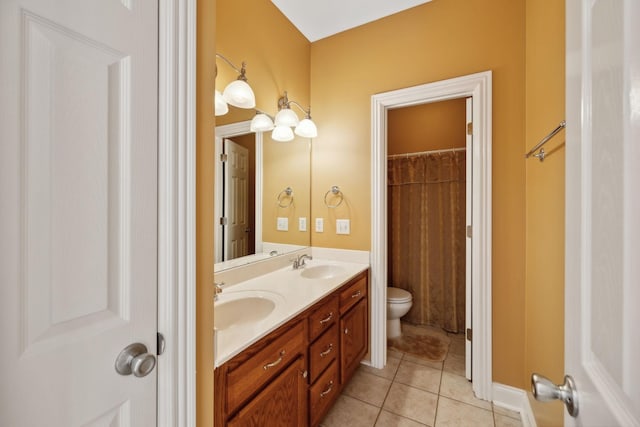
271;0;432;42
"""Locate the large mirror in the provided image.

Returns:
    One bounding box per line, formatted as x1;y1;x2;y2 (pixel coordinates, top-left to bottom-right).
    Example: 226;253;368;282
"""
214;111;311;272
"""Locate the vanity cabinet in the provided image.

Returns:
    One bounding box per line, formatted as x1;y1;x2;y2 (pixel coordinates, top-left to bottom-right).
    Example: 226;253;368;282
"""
214;270;369;427
339;275;368;385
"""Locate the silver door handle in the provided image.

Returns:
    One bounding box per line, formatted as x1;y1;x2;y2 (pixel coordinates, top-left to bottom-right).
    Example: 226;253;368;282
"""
115;343;156;377
531;373;579;417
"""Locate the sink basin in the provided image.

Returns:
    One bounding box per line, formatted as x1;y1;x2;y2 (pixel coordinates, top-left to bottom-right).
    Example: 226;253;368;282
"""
215;290;284;331
300;264;347;279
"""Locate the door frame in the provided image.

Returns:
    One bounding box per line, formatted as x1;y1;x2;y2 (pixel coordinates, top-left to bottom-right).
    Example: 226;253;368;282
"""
370;71;493;400
157;0;196;425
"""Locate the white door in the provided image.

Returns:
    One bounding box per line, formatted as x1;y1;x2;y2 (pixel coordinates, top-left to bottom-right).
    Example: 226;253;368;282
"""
224;138;250;260
563;0;640;424
0;0;159;425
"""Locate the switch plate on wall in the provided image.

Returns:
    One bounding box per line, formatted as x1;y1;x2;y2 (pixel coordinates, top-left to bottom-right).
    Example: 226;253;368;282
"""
315;218;324;233
277;217;288;231
336;219;350;235
299;217;307;231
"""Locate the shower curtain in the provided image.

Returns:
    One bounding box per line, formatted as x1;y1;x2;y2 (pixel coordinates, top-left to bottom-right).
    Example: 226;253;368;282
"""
387;150;466;333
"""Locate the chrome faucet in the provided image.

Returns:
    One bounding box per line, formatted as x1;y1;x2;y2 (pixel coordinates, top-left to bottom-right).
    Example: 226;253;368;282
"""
292;254;313;269
214;282;226;301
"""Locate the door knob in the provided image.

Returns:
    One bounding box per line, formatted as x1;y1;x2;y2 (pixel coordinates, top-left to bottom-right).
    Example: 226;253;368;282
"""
115;343;156;377
531;373;579;417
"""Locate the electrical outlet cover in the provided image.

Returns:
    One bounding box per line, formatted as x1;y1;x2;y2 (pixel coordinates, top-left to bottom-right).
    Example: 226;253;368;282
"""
277;217;289;231
299;217;307;232
336;219;350;235
315;218;324;233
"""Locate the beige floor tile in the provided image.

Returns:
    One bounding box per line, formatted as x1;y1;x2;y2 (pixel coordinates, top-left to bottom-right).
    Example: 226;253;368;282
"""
402;353;444;370
443;353;465;377
435;396;494;427
360;355;401;380
343;369;393;407
439;372;492;410
493;404;521;420
388;347;404;359
447;339;466;357
375;410;428;427
394;360;442;393
320;394;380;427
382;382;438;426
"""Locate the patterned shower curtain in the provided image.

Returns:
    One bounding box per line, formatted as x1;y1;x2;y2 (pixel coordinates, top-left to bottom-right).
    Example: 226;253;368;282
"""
387;150;466;333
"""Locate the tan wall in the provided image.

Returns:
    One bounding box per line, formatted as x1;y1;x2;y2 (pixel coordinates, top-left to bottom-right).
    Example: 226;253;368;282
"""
196;0;216;425
525;0;566;424
310;0;527;388
388;99;467;155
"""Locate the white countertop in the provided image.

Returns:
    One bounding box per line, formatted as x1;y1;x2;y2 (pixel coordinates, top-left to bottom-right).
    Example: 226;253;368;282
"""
214;258;369;367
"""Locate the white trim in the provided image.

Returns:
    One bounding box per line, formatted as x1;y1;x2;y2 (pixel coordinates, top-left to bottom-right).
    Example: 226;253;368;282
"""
157;0;196;426
370;71;493;400
492;383;537;427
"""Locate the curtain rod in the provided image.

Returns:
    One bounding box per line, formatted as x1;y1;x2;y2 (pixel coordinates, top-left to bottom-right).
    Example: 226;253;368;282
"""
387;147;466;159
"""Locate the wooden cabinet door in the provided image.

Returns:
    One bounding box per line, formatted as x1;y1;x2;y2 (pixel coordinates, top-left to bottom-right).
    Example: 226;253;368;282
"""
228;356;307;427
340;298;368;385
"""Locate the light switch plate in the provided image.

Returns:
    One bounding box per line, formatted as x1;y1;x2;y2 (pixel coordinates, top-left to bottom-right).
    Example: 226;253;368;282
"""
298;217;307;232
277;217;288;231
336;219;350;235
315;218;324;233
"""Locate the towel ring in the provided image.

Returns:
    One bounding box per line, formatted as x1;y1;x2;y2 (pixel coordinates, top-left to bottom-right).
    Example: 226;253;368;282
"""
277;187;294;208
324;185;344;208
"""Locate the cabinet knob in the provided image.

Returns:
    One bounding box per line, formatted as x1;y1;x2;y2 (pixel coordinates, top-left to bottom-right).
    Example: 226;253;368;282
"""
319;381;334;398
344;328;349;335
319;343;334;358
263;350;285;370
319;312;334;324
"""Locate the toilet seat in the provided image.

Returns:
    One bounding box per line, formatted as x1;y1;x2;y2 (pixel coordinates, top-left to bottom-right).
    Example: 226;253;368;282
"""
387;287;412;303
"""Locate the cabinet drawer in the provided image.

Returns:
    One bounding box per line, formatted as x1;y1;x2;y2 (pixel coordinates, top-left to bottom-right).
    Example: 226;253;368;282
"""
309;323;338;383
228;356;307;427
309;360;339;427
226;321;305;414
339;274;367;314
308;296;339;341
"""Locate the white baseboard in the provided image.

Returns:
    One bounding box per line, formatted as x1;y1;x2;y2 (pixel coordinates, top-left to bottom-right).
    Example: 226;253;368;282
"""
492;383;537;427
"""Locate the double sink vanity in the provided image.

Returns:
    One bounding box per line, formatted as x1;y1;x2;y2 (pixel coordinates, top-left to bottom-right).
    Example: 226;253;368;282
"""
213;255;370;426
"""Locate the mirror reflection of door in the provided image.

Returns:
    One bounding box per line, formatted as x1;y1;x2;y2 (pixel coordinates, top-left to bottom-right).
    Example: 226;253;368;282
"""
222;136;256;261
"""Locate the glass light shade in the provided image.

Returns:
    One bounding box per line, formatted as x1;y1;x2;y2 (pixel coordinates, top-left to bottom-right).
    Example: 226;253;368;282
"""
214;90;228;116
250;113;275;132
274;108;299;127
222;80;256;108
294;118;318;138
272;125;294;142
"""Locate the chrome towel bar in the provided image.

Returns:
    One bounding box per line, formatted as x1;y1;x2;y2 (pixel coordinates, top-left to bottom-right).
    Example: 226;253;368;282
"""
525;120;566;162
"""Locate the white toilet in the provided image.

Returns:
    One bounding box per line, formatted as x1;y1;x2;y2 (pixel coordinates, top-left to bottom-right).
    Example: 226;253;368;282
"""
386;286;413;339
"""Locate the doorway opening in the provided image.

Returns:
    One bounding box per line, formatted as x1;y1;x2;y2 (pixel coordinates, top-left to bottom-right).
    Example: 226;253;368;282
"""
370;71;493;400
387;97;470;379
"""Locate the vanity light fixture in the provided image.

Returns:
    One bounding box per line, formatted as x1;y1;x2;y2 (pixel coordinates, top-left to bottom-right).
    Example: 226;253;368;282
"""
215;53;256;115
249;92;318;141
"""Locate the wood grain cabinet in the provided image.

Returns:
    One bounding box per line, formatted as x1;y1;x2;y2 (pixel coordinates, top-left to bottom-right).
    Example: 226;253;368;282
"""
214;270;369;427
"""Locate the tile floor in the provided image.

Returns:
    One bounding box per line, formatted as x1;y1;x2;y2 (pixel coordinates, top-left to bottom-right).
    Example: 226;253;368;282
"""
320;329;523;427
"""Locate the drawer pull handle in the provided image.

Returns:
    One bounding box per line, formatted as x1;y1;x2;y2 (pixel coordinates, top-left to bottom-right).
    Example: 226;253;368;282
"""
263;350;285;370
319;312;334;324
351;290;362;298
320;381;334;398
319;343;334;358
